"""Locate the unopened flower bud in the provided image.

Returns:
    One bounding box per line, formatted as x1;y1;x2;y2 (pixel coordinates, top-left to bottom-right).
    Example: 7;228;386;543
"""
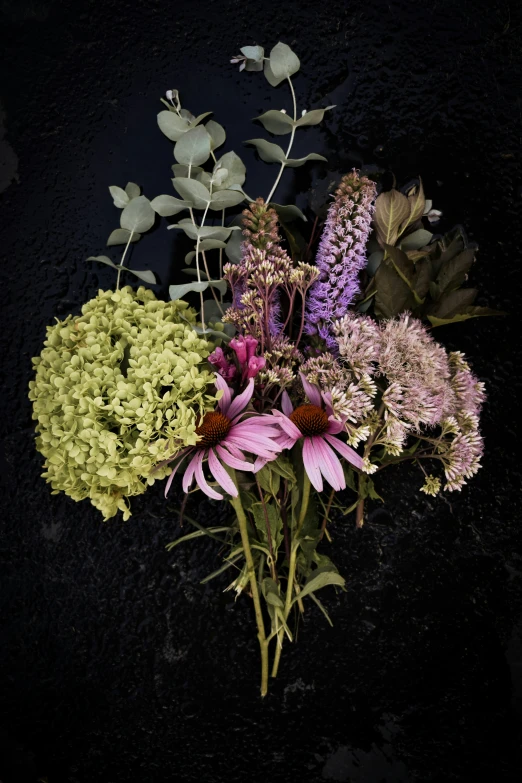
246;356;266;379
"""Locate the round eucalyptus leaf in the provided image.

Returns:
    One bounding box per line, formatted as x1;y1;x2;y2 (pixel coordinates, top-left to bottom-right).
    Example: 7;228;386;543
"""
125;182;141;199
295;106;336;127
209;189;246;210
172;177;211;209
174;125;211;167
240;44;264;62
150;194;190;217
86;255;118;269
109;186;129;208
107;228;141;246
157;110;190;141
169;281;209;301
120;195;155;233
212;151;246;191
172;164;203;178
126;269;157;284
205;120;226;150
269;42;300;82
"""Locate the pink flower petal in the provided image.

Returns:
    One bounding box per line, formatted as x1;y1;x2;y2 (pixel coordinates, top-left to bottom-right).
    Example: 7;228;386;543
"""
226;434;281;457
231;420;282;438
182;451;200;494
214;373;232;415
324;433;364;471
208;449;238;497
321;390;335;417
216;444;254;472
226;378;254;420
313;437;345;491
164;451;191;497
302;437;323;492
272;411;301;440
194;450;223;500
326;417;344;435
300;373;321;407
281;390;294;416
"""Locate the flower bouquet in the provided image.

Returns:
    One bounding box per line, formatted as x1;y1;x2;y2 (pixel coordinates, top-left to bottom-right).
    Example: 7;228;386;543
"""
29;43;502;696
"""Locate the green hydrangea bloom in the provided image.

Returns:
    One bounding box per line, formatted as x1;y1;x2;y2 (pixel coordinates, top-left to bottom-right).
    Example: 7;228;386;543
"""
28;286;218;520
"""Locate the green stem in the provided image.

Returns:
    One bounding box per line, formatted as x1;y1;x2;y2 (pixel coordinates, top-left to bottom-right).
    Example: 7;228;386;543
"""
229;472;269;697
271;472;311;678
115;229;135;290
266;76;297;205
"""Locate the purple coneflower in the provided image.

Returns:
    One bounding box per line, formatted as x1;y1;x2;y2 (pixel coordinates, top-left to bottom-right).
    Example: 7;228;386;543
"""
271;374;364;492
163;376;282;500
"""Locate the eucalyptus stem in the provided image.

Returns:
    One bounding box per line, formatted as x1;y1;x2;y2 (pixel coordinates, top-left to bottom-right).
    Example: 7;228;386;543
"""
229;470;269;697
219;208;225;301
272;472;311;678
115;229;135;290
266;76;297;205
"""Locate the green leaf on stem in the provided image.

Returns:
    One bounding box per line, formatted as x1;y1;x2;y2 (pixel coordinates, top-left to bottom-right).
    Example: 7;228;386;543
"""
212;151;247;191
283;152;327;168
120;196;155;233
255;110;295;135
150;194;190;217
295;106;336;127
109;186;130;208
209;189;246;210
205;119;226;150
171;177;211;209
269;42;300;83
174;125;211;167
172;164;204;178
399;228;433;251
157;110;190;141
374;189;411;248
125;182;141;199
107;228;141;246
244;138;286;163
269;203;307;222
292;569;345;603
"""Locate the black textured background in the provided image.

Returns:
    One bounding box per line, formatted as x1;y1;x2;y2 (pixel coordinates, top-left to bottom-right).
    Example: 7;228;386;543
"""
1;1;522;781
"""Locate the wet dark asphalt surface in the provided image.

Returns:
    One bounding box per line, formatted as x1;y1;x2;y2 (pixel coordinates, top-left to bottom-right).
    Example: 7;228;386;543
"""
0;0;521;781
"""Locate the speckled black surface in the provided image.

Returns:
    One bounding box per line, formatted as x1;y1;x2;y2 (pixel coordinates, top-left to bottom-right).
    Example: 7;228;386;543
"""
1;1;521;781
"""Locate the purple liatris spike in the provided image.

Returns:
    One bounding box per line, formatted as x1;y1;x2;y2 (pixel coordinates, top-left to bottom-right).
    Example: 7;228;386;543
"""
305;170;377;351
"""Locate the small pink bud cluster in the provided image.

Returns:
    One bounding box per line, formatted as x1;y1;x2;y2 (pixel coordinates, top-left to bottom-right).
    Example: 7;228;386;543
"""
208;336;266;384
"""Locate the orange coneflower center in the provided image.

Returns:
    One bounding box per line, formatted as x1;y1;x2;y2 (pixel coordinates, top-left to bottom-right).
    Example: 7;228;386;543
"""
195;411;232;447
289;404;329;437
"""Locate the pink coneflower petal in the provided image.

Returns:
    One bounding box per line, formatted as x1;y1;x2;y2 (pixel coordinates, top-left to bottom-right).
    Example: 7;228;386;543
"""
326;417;345;435
324;433;364;470
194;450;223;500
321;390;336;417
313;436;345;491
164;452;190;498
216;444;254;472
226;435;281;458
214;373;232;415
300;373;322;407
182;451;200;494
281;390;294;417
208;449;238;497
272;411;301;440
302;437;323;492
227;378;255;421
232;420;282;438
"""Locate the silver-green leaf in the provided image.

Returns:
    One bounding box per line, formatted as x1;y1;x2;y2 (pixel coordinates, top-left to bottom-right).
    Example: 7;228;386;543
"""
284;152;327;168
255;110;295;135
212;151;246;191
244;138;286;163
269;203;307;222
199;238;228;251
169;281;209;301
174;125;211;167
172;177;211;209
125;182;141;199
209;189;246;210
109;186;129;208
205;120;226;150
127;269;156;284
399;228;433;251
86;255;119;269
240;44;264;62
172;164;204;178
269;42;300;83
106;228;141;246
120;195;155;233
295;106;336;127
150;194;190;217
157;110;190;141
